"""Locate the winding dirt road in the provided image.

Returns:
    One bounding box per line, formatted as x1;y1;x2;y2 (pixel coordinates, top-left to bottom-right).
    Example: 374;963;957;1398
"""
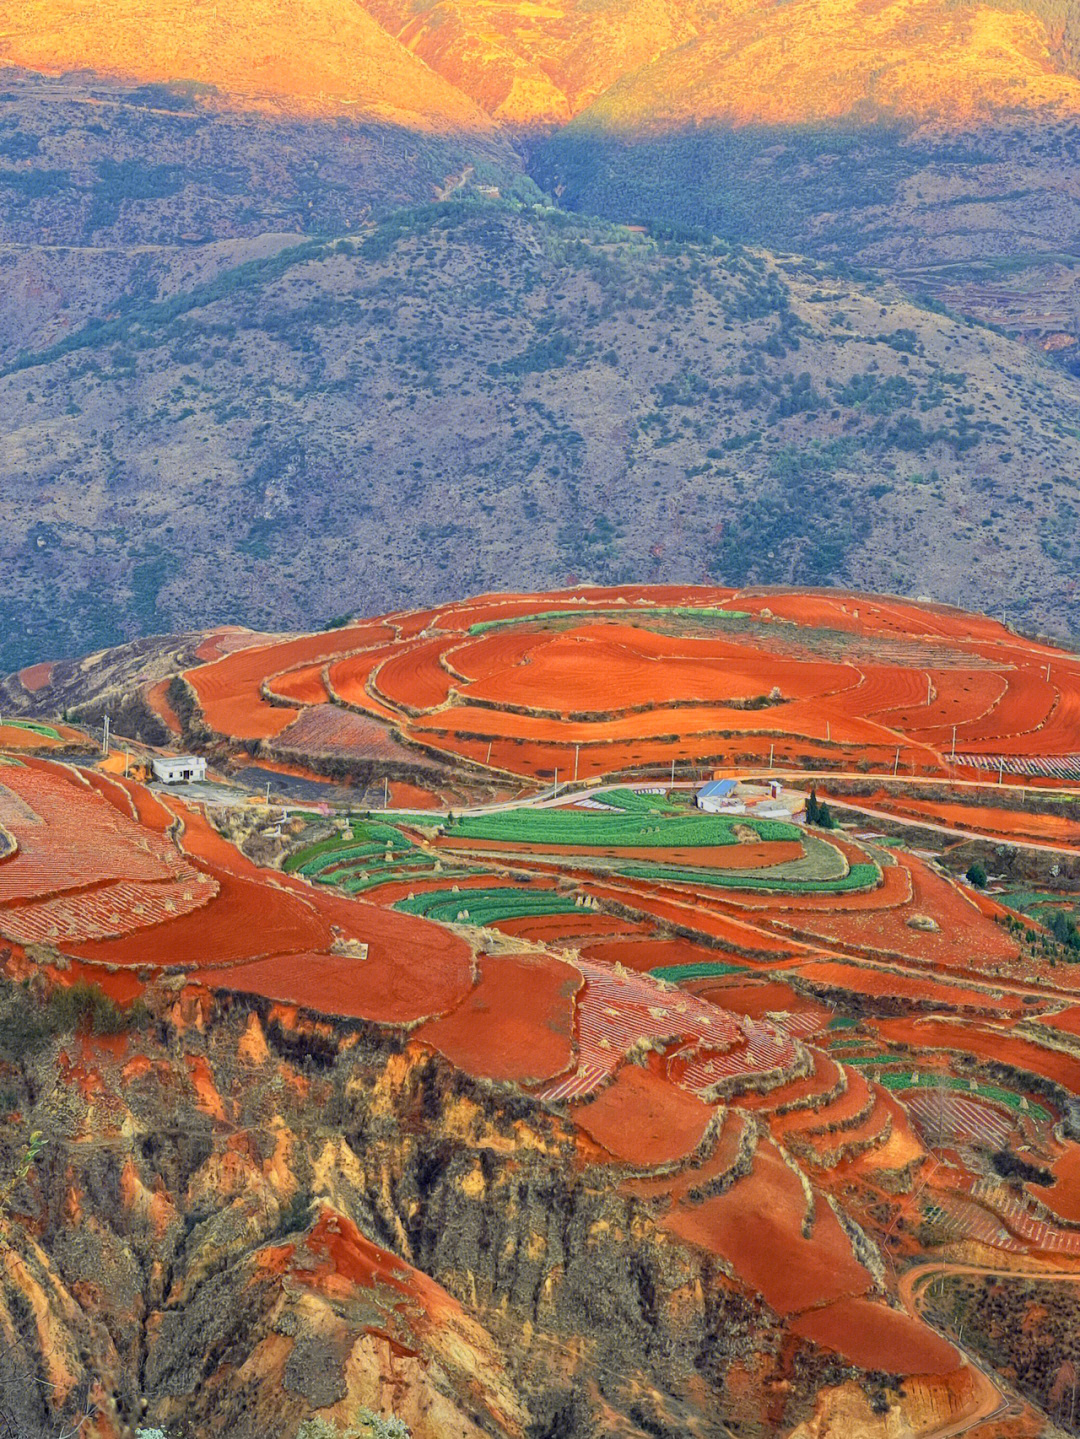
899;1259;1080;1436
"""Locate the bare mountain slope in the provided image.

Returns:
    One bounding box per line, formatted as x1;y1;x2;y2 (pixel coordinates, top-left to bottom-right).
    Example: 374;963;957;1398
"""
3;200;1079;671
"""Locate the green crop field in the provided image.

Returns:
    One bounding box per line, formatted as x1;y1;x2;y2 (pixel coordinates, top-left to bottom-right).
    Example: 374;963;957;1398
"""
843;1059;1050;1122
443;807;800;849
616;859;879;894
650;961;748;983
0;719;61;740
395;886;581;926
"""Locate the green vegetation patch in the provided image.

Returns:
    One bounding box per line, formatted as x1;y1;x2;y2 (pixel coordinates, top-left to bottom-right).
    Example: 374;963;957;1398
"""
0;719;61;740
844;1060;1050;1122
443;807;800;849
616;859;879;895
651;961;747;983
394;886;581;926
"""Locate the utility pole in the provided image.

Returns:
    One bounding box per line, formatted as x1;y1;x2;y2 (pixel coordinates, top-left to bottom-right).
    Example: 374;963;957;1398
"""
124;751;129;779
574;744;580;783
926;674;932;706
670;756;675;787
826;720;830;743
768;743;774;769
265;781;271;805
485;740;492;767
383;775;389;808
893;746;901;777
554;767;559;799
951;724;957;761
102;714;110;757
1046;662;1052;683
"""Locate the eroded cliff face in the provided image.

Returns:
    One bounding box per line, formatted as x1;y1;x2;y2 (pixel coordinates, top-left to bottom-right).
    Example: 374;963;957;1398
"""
0;985;856;1439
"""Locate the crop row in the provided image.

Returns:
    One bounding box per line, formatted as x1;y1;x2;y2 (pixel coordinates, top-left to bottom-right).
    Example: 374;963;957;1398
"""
395;886;580;925
616;860;880;894
443;808;800;848
650;960;748;983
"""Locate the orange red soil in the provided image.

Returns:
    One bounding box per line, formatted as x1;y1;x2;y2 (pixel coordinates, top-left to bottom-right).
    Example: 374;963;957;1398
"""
571;1062;715;1167
169;586;1080;783
789;1296;959;1375
415;952;579;1082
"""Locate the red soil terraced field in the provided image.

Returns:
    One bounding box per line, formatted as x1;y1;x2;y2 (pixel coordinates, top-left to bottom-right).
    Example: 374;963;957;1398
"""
159;586;1080;783
789;1296;959;1375
0;720;83;749
145;679;182;736
660;1137;873;1315
844;792;1080;848
0;764;478;1025
571;1061;715;1167
414;951;580;1083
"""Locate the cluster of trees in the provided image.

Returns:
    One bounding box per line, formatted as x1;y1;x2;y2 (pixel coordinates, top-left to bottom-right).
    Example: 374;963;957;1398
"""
805;788;835;828
1045;907;1080;953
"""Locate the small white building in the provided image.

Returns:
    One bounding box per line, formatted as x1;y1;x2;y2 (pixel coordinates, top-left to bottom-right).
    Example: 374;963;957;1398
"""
151;754;207;785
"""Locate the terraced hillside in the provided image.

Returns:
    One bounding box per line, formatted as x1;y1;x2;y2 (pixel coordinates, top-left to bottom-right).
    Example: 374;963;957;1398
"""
19;585;1076;785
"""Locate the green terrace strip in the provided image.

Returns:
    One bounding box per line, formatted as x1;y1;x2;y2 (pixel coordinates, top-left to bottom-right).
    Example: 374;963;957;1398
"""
467;606;750;635
282;821;407;873
0;719;61;740
614;860;880;894
598;788;687;815
442;808;801;847
650;961;748;983
394;886;581;926
843;1060;1051;1122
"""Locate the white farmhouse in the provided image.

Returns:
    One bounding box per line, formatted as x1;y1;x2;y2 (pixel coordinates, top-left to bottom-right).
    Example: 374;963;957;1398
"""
151;754;207;784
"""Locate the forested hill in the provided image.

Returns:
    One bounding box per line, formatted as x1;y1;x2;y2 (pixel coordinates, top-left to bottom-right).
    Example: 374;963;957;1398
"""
3;200;1079;670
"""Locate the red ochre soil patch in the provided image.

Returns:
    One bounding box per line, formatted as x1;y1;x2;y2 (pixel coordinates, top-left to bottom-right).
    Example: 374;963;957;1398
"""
145;679;182;736
1037;1005;1080;1037
1033;1145;1080;1222
414;951;578;1082
794;960;1018;1012
264;662;330;706
687;978;831;1024
17;660;54;693
196;941;473;1026
388;780;443;810
876;1017;1080;1091
571;1063;715;1167
489;911;643;943
857;793;1080;848
293;1208;463;1333
789;1297;958;1374
436;835;804;868
661;1139;872;1315
582;879;803;955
